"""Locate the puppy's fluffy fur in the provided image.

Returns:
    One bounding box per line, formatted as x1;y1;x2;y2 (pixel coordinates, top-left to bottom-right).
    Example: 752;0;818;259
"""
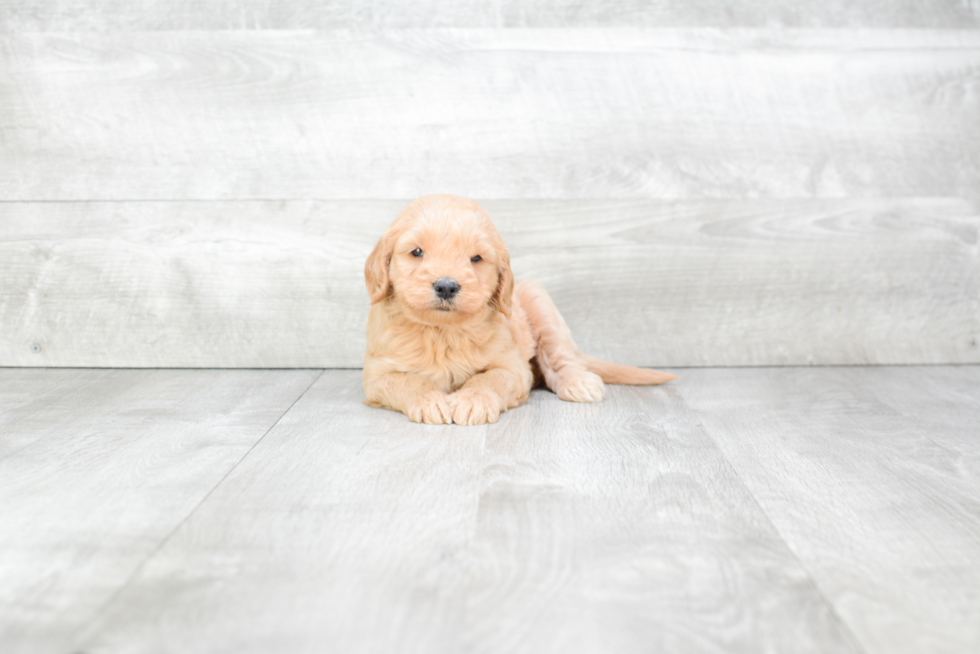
364;194;675;425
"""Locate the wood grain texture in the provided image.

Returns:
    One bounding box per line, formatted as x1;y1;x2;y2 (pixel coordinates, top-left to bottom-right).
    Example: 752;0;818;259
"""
864;365;980;458
2;198;977;368
2;0;978;31
0;200;384;368
76;370;488;654
2;29;978;200
464;385;862;654
677;366;980;654
4;367;977;653
73;370;865;654
0;368;321;654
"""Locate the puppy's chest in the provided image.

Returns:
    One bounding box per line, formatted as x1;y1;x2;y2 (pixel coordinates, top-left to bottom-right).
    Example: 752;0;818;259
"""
407;328;496;392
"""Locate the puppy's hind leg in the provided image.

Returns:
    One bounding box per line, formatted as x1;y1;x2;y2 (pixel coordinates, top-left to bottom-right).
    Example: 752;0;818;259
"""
515;279;605;403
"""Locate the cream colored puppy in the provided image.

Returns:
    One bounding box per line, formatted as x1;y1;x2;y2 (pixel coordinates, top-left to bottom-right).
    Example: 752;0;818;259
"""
363;194;675;425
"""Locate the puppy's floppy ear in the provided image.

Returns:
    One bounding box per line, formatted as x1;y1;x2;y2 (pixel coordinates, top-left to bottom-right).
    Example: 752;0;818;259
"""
491;250;514;317
365;235;392;304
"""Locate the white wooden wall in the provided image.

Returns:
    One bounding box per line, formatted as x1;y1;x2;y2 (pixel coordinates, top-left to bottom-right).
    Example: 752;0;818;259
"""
1;1;978;367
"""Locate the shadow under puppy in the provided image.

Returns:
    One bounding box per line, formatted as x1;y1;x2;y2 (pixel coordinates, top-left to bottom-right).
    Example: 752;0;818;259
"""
364;194;676;425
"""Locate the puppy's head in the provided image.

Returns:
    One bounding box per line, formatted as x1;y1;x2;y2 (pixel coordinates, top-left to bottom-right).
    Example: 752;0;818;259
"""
365;195;513;324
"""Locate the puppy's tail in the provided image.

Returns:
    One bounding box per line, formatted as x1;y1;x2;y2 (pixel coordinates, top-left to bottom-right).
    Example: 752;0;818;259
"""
583;355;677;385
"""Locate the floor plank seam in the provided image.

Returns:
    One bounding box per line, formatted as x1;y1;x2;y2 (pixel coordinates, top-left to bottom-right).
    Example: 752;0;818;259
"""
69;368;327;646
675;390;873;654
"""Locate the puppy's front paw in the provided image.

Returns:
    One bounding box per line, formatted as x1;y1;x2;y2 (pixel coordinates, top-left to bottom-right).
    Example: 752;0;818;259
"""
448;389;501;425
556;370;605;403
406;391;453;424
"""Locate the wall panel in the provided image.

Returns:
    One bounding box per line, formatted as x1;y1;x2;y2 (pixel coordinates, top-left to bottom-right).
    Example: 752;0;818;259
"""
1;7;977;367
2;198;976;367
2;0;979;31
1;30;977;201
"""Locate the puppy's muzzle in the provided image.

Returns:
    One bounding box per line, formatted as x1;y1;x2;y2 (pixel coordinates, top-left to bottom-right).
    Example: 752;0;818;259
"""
433;277;460;301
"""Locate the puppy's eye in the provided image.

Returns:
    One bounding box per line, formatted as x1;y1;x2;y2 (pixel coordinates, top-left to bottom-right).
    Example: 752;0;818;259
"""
470;255;482;263
411;248;423;257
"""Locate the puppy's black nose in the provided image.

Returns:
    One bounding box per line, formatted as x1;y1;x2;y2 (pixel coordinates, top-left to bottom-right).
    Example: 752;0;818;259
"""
433;278;460;300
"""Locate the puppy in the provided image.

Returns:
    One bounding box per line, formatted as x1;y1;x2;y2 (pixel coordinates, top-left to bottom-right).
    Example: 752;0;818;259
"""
363;194;676;425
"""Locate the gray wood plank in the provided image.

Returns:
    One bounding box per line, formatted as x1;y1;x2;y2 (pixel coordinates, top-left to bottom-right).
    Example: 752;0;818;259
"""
464;385;863;654
7;367;975;653
75;370;486;654
863;366;980;456
0;368;321;654
75;372;865;654
499;198;980;368
0;200;382;368
2;29;977;201
2;0;977;31
676;366;980;654
2;198;976;368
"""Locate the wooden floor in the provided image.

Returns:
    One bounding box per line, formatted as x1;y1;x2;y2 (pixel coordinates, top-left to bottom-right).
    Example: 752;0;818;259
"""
1;366;977;654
